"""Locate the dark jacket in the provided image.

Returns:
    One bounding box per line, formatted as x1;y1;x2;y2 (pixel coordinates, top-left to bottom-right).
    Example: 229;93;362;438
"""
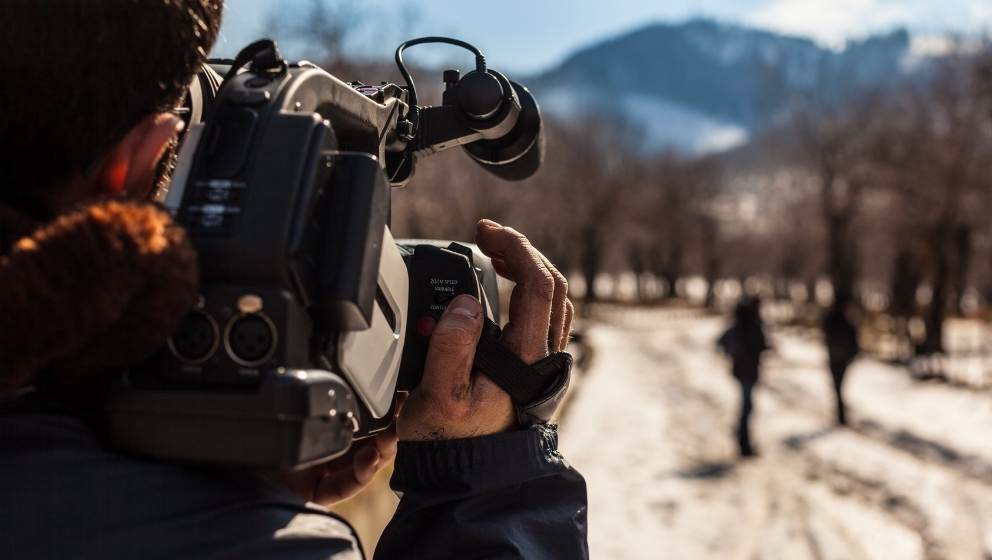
378;424;587;559
823;307;859;368
718;321;768;384
0;394;588;559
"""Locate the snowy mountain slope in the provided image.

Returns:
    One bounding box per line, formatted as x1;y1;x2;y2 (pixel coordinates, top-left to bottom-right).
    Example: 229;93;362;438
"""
539;85;749;154
530;19;919;155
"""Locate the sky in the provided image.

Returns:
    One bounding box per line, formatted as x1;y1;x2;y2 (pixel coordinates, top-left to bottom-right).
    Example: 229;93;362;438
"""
214;0;992;74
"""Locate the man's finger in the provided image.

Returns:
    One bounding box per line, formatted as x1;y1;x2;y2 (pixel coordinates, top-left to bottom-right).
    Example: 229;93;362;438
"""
476;220;548;283
372;417;399;462
317;443;379;504
561;299;574;352
490;257;510;278
352;444;380;486
419;294;484;404
541;254;569;352
476;220;553;364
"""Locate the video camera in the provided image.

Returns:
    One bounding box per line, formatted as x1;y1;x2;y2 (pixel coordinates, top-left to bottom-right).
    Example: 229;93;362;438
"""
106;38;564;470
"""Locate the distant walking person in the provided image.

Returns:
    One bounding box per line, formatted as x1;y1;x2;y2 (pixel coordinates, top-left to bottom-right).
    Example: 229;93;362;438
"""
823;304;859;425
718;296;769;457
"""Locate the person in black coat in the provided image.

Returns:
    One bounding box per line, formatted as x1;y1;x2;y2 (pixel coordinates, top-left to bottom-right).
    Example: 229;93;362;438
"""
718;296;769;457
823;303;860;426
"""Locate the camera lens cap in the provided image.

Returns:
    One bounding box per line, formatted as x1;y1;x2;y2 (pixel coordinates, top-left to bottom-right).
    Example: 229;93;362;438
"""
457;71;504;120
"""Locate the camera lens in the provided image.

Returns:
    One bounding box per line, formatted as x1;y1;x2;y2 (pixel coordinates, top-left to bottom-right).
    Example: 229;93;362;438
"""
168;311;219;364
225;314;277;366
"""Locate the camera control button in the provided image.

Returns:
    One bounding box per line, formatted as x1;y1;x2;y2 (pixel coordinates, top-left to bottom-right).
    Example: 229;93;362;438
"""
433;292;455;305
415;315;437;337
198;212;224;228
192;179;246;205
195;179;247;190
201;187;242;204
205;188;232;202
184;204;240;231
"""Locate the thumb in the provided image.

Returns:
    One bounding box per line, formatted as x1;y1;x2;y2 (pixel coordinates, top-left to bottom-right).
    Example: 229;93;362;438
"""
419;295;483;400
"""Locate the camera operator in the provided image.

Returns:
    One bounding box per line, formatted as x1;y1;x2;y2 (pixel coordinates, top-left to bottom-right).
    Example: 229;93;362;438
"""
0;2;588;558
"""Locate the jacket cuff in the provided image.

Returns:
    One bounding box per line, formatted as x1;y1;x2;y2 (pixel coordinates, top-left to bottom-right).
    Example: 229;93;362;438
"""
391;424;569;496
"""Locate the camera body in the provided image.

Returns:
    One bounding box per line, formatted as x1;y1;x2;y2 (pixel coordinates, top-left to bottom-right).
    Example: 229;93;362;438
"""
107;39;542;469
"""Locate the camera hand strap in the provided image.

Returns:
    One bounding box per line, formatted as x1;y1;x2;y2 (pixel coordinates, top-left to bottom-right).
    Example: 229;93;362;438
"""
473;319;572;426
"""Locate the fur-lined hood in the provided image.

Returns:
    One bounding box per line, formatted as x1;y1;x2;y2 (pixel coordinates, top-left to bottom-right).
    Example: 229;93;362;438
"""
0;200;198;393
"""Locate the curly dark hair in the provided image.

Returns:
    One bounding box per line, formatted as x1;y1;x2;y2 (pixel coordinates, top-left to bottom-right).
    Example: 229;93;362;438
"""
0;0;223;208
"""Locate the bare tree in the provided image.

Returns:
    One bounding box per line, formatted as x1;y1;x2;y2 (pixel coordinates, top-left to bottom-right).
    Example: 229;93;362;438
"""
789;93;889;307
872;51;992;353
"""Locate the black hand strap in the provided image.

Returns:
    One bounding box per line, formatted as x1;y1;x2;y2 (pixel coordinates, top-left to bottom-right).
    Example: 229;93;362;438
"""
472;319;572;407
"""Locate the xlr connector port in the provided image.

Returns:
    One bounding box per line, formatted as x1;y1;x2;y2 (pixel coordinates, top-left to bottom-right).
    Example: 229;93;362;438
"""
168;311;219;364
224;313;277;367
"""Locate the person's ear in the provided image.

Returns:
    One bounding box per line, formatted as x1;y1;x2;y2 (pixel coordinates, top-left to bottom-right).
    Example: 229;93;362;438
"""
98;113;184;198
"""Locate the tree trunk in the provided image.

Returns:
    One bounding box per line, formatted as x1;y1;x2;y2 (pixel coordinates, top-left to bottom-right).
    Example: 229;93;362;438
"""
949;224;972;315
701;217;719;309
924;223;951;355
890;247;920;319
580;226;603;316
819;166;858;310
658;242;683;300
827;213;856;307
628;245;648;303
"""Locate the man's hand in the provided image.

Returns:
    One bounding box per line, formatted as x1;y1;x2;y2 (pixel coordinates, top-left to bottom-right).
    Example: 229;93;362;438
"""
277;220;571;499
397;219;573;441
276;399;401;506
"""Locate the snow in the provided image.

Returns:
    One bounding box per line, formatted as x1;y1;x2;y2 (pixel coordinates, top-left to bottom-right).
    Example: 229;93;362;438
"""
560;305;992;559
684;22;766;66
539;86;749;155
617;92;749;154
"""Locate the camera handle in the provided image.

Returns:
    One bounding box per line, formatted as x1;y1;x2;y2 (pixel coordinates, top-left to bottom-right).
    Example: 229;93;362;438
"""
220;38;287;83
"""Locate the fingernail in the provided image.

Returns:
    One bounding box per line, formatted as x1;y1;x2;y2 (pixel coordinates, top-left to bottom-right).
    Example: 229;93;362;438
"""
447;294;481;319
479;219;501;229
174;119;186;133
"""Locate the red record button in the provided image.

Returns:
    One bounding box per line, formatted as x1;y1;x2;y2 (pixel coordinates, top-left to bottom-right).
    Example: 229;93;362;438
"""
415;315;437;337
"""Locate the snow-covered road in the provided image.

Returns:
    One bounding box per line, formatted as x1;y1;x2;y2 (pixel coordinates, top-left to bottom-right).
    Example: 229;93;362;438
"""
559;306;992;560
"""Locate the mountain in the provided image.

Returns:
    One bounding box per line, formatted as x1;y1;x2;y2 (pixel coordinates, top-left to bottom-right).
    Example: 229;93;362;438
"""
529;19;921;155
